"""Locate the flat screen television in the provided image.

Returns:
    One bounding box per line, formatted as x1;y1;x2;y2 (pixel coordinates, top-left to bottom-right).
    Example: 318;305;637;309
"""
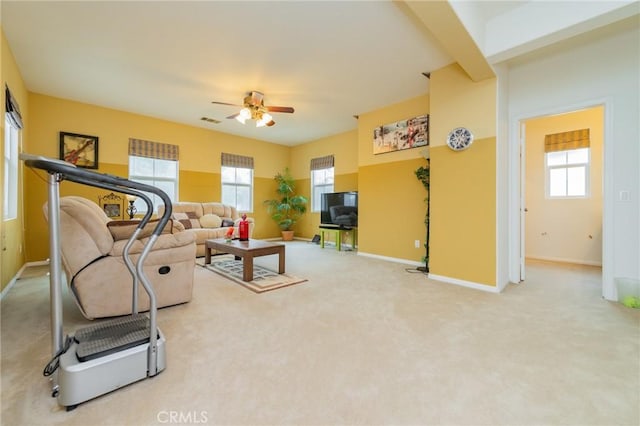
321;191;358;228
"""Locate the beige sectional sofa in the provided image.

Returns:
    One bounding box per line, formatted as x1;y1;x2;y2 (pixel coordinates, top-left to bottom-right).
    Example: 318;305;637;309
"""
159;202;255;257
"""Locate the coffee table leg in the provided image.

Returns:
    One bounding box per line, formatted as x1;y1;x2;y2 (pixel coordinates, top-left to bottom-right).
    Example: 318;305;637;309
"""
242;255;253;282
278;248;285;274
205;246;211;265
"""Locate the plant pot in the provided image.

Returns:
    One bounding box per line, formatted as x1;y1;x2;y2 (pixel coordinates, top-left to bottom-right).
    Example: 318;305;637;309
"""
281;230;294;241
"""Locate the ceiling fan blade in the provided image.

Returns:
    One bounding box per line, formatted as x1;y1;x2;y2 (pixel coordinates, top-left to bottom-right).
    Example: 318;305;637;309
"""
226;113;239;119
266;120;276;127
266;106;294;114
212;101;242;107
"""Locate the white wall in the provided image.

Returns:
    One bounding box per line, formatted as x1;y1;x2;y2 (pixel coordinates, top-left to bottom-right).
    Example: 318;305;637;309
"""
506;21;639;299
524;107;604;266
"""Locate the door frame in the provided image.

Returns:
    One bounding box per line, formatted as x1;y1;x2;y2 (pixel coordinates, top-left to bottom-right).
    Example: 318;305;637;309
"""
509;97;613;299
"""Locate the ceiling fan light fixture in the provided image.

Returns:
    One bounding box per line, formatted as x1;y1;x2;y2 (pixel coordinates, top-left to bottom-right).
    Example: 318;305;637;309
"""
239;107;251;119
256;112;273;127
213;91;294;128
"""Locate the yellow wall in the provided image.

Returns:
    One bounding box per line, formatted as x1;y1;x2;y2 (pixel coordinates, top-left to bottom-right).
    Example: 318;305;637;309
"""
1;28;28;291
357;95;430;261
24;93;290;262
429;63;497;286
359;159;427;261
290;130;359;239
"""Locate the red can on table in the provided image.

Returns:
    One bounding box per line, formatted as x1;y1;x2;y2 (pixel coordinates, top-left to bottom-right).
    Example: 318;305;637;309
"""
239;214;249;241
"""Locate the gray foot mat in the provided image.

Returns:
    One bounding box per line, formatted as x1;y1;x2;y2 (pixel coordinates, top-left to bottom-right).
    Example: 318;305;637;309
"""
75;315;151;362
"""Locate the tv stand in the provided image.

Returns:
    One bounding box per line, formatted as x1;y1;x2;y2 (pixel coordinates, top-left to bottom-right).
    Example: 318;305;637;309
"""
319;226;357;251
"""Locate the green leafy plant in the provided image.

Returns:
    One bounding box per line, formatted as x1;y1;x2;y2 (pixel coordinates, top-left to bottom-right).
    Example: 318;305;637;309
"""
415;159;430;272
264;168;308;231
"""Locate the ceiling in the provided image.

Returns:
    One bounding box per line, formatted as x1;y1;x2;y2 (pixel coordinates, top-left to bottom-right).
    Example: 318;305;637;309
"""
2;1;633;146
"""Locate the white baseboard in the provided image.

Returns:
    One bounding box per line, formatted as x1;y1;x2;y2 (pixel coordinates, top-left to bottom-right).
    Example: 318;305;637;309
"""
427;273;501;293
526;256;602;267
0;260;49;300
357;251;423;267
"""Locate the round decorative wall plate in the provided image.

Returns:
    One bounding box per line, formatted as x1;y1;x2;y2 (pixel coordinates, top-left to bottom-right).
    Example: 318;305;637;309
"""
446;127;474;151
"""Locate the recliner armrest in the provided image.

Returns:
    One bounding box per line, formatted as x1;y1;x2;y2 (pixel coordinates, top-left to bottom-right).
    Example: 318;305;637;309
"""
109;231;195;257
107;219;175;241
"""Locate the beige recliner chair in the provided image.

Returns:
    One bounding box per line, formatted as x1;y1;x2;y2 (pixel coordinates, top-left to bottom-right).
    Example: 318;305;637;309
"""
44;196;197;319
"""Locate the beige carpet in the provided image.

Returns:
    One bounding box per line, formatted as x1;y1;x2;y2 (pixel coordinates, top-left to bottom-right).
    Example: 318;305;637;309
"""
1;241;639;425
204;258;307;293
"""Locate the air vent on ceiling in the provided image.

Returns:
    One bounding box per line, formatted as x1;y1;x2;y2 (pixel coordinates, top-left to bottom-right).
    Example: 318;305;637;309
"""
200;117;222;124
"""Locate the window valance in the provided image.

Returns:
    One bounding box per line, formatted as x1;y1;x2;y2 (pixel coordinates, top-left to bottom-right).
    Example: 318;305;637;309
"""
221;153;254;169
310;155;334;170
129;138;179;161
544;129;590;152
5;85;23;129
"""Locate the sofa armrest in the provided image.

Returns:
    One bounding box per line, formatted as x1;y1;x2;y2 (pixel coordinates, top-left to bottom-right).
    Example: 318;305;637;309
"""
172;220;186;233
107;219;174;241
109;231;195;257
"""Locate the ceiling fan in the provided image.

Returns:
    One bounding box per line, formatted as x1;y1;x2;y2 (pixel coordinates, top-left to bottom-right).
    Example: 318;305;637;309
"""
211;91;294;127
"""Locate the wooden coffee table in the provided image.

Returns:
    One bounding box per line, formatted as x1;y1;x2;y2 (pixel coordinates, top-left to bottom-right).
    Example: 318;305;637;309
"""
204;239;285;282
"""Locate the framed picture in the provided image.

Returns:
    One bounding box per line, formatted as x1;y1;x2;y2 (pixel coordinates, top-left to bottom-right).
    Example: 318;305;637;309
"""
103;203;121;218
373;114;429;155
60;131;99;169
98;192;123;219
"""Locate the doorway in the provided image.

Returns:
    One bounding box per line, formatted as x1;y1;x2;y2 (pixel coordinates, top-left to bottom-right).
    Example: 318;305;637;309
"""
512;102;609;297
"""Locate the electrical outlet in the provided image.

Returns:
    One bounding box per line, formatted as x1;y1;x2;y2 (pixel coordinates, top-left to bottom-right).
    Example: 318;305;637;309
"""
414;240;420;248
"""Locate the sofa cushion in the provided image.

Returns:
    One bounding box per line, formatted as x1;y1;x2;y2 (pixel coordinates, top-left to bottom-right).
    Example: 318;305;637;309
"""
202;202;236;219
221;218;235;227
162;202;204;218
173;212;200;229
199;213;222;229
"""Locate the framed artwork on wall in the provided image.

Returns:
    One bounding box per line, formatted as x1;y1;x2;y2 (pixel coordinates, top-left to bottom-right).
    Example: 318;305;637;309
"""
99;192;124;219
60;131;99;169
373;114;429;155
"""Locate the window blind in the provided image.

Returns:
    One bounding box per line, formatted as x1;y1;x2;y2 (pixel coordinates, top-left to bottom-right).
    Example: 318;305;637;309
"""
544;129;590;152
129;138;179;160
5;85;23;129
310;155;334;170
221;153;254;169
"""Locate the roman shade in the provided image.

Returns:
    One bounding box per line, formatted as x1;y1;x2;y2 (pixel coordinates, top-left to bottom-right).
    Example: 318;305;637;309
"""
5;85;23;129
310;155;334;170
544;129;590;152
221;153;254;169
129;138;179;161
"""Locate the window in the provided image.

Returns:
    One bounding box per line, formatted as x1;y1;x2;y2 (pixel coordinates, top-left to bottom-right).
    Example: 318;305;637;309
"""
4;116;19;220
311;168;334;211
544;128;591;198
310;155;335;211
4;85;22;221
546;148;589;198
221;166;253;212
128;138;179;213
221;153;254;212
128;156;178;212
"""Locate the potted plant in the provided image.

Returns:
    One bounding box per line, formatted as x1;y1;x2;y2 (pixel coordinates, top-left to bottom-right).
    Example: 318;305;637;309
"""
415;159;430;273
264;168;308;241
